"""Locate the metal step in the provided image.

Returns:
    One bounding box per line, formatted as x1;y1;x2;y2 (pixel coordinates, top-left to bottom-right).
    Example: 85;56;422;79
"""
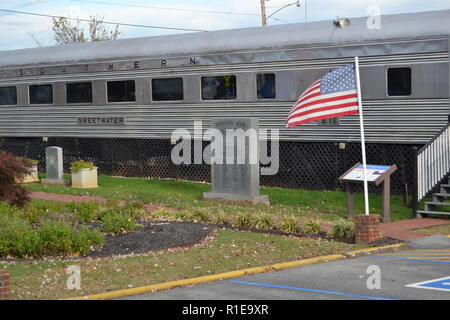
432;193;449;201
425;201;450;212
417;210;450;217
440;184;450;194
425;201;450;206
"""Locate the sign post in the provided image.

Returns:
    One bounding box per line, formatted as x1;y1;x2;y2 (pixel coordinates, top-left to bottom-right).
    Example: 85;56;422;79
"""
339;163;397;222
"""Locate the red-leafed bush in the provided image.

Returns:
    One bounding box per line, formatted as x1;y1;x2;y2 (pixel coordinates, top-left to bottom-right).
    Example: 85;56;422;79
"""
0;151;32;207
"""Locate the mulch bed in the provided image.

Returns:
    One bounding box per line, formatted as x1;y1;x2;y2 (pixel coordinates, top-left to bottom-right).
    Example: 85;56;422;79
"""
89;221;215;257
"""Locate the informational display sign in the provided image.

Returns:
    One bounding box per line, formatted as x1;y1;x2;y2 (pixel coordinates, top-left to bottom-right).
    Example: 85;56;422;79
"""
342;165;391;182
339;163;397;222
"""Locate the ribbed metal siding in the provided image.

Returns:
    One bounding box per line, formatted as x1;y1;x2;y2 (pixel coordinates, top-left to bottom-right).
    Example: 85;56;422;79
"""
0;98;447;144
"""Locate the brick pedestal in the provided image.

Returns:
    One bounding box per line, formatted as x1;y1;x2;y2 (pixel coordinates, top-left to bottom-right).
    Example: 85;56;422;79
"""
0;270;10;300
355;214;382;243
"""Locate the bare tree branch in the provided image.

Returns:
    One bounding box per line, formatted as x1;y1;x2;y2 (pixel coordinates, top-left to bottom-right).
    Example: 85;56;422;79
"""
52;15;121;45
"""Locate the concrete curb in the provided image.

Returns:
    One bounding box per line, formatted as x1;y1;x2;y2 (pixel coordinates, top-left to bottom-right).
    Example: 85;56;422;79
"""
346;243;405;255
66;242;406;300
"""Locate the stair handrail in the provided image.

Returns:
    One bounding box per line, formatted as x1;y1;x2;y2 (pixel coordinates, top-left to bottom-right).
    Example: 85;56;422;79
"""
415;123;450;209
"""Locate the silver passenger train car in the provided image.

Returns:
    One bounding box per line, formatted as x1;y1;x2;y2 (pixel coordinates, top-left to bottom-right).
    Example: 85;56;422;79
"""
0;9;449;194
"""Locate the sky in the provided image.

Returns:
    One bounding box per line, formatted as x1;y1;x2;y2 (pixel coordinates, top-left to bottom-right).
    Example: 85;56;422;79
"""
0;0;449;51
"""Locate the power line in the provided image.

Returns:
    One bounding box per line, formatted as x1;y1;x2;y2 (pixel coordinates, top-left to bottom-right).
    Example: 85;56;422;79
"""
71;0;262;17
72;0;289;23
72;0;292;22
0;8;208;32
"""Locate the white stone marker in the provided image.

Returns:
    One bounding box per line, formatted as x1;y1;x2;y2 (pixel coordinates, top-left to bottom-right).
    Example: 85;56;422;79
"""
41;146;67;185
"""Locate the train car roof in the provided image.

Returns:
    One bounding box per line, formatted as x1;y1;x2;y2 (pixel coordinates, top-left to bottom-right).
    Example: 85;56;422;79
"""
0;9;449;68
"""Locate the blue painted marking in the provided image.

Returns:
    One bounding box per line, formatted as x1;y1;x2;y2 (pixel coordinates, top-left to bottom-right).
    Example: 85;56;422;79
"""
229;280;397;300
357;165;390;170
407;276;450;292
375;256;450;265
419;278;450;290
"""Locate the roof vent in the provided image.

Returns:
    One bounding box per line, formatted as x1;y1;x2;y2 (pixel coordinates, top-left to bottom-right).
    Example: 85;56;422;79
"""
333;17;351;28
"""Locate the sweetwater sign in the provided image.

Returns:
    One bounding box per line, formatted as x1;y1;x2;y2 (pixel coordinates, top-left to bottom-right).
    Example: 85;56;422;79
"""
77;117;126;126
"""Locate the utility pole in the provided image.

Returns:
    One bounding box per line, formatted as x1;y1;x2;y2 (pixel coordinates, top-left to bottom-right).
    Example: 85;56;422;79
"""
260;1;302;26
260;0;267;26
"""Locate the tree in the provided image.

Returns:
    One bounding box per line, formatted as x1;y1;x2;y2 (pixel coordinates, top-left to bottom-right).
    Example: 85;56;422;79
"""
0;151;32;207
52;15;121;45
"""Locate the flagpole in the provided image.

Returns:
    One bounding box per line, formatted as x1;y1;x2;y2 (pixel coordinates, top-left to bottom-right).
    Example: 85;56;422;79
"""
355;56;370;216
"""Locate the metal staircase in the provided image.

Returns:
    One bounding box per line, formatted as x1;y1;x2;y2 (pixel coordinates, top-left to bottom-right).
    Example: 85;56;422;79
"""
415;124;450;217
417;177;450;216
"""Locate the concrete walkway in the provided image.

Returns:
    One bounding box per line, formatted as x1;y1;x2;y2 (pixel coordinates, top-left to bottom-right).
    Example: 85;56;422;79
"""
30;191;450;241
379;218;450;241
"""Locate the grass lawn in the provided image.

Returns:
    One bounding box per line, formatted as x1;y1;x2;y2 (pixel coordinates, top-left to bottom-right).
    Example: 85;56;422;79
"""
1;229;367;300
0;175;409;300
411;224;450;235
27;174;413;223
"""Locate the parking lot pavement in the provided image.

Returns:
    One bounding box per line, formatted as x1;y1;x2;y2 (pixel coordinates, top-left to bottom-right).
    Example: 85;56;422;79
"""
122;236;450;300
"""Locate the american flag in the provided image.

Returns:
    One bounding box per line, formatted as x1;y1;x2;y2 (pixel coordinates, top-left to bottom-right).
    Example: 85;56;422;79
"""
286;64;359;128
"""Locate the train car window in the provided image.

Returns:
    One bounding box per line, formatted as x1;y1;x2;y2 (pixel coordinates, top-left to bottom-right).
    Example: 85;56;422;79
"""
67;82;93;104
257;73;276;99
29;84;53;104
107;80;136;102
387;68;411;96
152;78;183;101
201;75;236;100
0;86;17;105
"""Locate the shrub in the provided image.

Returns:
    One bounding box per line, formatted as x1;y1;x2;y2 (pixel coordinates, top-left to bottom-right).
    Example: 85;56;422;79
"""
101;212;137;234
0;202;104;257
173;211;188;221
70;160;95;173
212;211;228;225
0;201;20;218
41;211;81;227
37;221;76;255
19;201;60;224
37;221;104;256
327;219;355;239
280;217;300;234
190;209;209;222
66;201;101;222
303;220;321;235
70;226;104;255
152;209;171;220
121;201;147;220
233;213;254;229
0;215;40;258
0;151;32;207
254;214;274;230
